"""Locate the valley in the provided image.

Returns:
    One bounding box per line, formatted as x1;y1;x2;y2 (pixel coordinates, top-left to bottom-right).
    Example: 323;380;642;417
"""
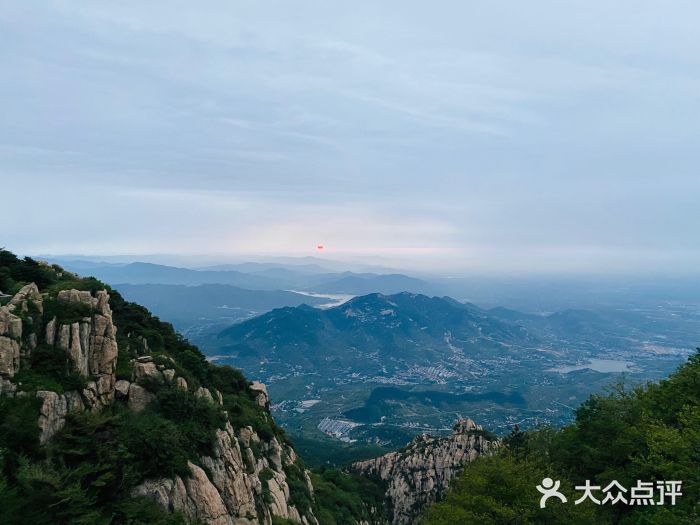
196;292;698;457
57;257;700;462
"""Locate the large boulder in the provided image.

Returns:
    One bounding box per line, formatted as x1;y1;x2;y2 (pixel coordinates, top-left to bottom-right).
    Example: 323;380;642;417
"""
115;379;131;398
195;386;215;403
249;382;269;407
133;357;162;381
127;383;155;412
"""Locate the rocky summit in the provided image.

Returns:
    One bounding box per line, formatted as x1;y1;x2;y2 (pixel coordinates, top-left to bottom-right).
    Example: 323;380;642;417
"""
352;418;499;524
0;253;319;525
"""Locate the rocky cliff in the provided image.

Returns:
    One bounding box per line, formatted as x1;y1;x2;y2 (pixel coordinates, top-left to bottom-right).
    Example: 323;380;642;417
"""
0;257;319;525
0;284;126;442
352;418;500;524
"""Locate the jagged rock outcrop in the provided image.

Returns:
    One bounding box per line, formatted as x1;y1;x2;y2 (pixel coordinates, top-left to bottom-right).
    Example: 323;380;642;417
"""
0;286;119;442
0;320;21;377
249;381;269;407
50;289;119;407
195;386;215;403
0;284;40;377
9;283;43;313
0;280;319;525
134;461;236;525
352;418;499;525
135;421;318;525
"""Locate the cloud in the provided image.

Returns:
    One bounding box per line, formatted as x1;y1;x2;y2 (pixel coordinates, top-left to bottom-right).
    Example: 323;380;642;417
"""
2;1;700;274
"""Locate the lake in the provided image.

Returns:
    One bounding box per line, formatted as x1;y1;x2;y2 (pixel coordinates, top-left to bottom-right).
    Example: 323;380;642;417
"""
546;358;635;374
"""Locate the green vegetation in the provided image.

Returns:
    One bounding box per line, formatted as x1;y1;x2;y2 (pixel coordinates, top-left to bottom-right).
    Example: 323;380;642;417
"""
14;343;88;393
310;468;389;525
0;250;303;524
42;295;92;325
0;250;59;293
284;462;314;515
290;435;389;469
105;284;288;444
423;455;597;524
424;350;700;524
0;395;192;524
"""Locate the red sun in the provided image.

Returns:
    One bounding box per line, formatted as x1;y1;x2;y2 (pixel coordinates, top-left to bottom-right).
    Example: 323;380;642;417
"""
316;244;325;252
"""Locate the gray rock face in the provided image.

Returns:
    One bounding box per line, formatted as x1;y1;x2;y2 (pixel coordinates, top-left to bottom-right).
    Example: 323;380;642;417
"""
115;379;131;398
0;287;34;378
51;289;119;408
0;335;20;377
134;422;318;525
133;359;162;381
0;305;23;340
1;287;121;442
9;283;43;313
352;418;500;525
249;381;269;407
127;383;155;412
176;376;188;391
200;423;258;519
195;386;215;403
162;369;175;383
0;377;17;396
134;462;239;525
36;390;85;444
45;316;56;346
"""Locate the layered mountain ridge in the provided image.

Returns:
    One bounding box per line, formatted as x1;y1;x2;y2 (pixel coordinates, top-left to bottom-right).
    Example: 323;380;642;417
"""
4;250;696;524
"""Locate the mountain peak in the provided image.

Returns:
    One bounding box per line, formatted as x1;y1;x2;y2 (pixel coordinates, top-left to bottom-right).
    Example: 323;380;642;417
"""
352;417;500;524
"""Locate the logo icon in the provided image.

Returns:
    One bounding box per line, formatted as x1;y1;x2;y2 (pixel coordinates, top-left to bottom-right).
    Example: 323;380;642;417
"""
537;477;567;508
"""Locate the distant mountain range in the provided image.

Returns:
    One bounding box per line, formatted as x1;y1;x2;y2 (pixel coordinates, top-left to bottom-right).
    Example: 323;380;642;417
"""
54;259;441;296
486;305;657;347
114;283;328;329
59;261;287;289
214;292;536;374
309;273;438;295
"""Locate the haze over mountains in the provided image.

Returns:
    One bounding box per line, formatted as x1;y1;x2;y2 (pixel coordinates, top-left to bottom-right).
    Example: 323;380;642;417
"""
51;256;700;313
40;255;700;447
4;250;698;523
55;259;439;295
48;258;442;334
113;283;328;329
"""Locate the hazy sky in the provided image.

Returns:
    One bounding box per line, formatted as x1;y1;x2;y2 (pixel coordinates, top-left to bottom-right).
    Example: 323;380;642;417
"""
2;1;699;274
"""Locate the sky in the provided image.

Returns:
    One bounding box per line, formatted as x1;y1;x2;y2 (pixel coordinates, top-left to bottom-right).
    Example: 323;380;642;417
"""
1;1;699;274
